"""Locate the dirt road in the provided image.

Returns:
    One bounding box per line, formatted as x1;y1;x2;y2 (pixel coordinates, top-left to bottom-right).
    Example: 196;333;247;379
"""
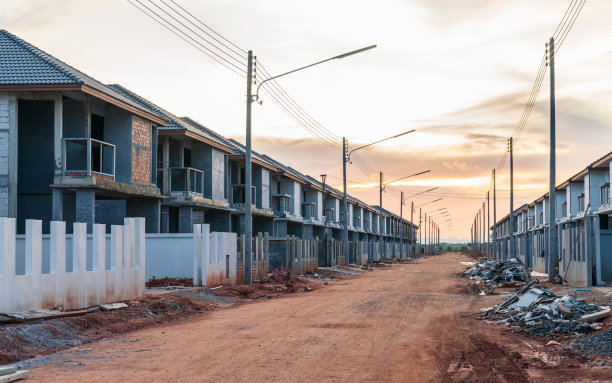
28;253;612;382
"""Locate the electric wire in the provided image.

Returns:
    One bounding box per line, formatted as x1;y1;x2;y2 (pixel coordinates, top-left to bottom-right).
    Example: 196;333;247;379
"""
126;0;246;77
145;0;246;68
128;0;246;75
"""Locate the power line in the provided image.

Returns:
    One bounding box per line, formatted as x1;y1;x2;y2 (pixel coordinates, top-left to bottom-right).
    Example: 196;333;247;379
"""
554;0;587;54
128;0;247;75
126;0;246;77
167;0;248;55
146;0;246;67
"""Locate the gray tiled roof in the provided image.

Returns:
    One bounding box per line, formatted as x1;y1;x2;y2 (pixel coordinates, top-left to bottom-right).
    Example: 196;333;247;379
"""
0;30;164;120
107;84;234;150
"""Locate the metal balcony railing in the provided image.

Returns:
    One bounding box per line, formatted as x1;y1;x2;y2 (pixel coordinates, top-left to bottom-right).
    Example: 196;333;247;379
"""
231;184;256;205
64;138;115;179
170;167;204;196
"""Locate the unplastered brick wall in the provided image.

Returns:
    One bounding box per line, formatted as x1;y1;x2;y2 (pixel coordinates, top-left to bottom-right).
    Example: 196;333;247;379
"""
131;117;152;185
0;93;9;217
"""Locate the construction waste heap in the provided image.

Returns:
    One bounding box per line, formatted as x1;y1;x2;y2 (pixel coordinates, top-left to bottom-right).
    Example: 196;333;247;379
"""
459;258;533;285
477;281;611;336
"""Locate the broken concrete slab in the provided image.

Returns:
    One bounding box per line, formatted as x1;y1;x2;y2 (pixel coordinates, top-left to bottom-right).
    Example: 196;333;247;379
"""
99;303;129;311
0;370;29;383
0;366;16;377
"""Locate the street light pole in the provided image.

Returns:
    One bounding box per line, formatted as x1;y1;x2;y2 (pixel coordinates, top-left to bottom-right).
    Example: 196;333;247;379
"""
245;45;376;281
342;138;349;265
342;129;415;262
244;50;254;284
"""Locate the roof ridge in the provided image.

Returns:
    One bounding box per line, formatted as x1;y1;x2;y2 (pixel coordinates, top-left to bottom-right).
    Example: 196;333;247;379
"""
0;29;83;84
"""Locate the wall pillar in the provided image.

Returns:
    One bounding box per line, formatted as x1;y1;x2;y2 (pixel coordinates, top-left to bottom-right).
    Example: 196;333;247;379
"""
52;189;63;221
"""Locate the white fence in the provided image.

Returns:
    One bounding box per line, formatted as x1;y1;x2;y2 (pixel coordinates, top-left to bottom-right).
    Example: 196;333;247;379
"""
146;224;237;288
0;217;145;313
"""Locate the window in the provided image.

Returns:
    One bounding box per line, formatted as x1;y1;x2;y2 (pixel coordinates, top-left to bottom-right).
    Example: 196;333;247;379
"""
577;194;585;213
562;202;567;218
601;183;610;206
539;212;543;225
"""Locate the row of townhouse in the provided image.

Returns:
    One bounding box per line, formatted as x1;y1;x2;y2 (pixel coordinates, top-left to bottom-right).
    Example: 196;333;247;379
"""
492;150;612;286
0;30;423;266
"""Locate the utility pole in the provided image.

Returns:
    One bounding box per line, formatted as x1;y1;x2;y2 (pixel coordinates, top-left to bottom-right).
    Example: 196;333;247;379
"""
244;50;253;284
509;137;514;260
482;202;485;254
342;138;349;265
424;213;427;252
379;171;383;258
410;201;414;257
493;169;497;259
547;37;558;280
321;174;328;266
419;208;422;254
487;191;490;257
400;191;404;258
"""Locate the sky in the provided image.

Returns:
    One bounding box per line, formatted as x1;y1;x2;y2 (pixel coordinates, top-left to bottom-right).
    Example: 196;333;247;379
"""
2;0;610;241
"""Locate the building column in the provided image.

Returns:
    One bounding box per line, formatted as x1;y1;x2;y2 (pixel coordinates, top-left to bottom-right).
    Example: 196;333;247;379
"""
76;189;95;233
52;189;63;221
160;205;169;233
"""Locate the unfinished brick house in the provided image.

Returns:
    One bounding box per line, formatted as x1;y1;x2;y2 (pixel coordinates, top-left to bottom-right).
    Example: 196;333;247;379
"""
0;30;166;233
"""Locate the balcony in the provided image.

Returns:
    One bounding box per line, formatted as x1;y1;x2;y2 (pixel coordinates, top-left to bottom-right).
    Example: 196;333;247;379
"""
273;194;294;218
301;202;316;220
231;184;256;205
64;138;115;180
170;167;204;196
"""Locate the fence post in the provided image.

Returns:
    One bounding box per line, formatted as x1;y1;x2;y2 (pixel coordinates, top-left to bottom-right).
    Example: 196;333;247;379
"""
193;224;202;286
264;232;269;274
0;218;16;312
51;221;66;310
71;222;87;309
92;223;106;306
110;225;123;302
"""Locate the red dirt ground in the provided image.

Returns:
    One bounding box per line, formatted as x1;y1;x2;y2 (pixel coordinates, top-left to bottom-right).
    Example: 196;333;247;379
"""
10;253;612;382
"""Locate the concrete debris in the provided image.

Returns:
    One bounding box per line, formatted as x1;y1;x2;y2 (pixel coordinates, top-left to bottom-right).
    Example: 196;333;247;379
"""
0;366;16;377
99;303;129;311
573;329;612;358
477;282;609;336
459;258;533;285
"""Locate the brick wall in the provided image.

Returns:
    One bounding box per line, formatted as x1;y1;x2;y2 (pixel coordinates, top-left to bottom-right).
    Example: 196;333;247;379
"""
131;117;152;185
0;93;9;217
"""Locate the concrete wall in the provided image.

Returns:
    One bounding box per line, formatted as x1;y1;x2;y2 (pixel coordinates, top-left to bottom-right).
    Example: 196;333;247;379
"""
0;217;145;312
104;105;133;184
145;224;238;287
145;233;193;280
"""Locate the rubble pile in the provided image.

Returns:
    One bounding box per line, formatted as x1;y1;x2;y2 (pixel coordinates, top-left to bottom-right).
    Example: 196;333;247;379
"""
478;281;611;336
573;329;612;357
461;281;497;296
459;258;533;285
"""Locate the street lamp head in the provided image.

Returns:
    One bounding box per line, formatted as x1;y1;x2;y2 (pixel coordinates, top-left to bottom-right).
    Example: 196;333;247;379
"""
334;45;377;60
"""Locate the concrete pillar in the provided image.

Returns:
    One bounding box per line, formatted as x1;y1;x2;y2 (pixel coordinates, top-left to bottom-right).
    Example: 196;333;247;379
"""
160;205;169;233
178;206;193;233
53;95;63;179
76;190;95;233
52;189;63;221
